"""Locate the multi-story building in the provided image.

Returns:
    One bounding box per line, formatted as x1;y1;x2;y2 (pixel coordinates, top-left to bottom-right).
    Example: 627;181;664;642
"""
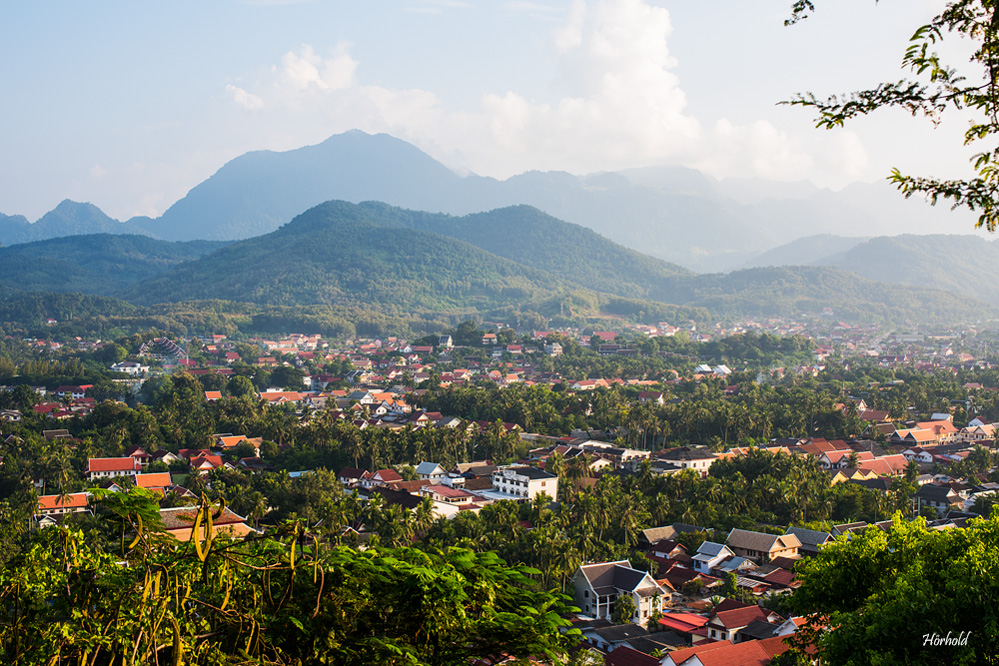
489;465;558;501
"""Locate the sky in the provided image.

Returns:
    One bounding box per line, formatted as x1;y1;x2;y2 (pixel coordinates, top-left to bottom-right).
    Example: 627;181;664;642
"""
0;0;976;222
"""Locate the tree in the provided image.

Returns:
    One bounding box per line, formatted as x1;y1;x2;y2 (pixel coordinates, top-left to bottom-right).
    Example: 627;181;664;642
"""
786;1;999;230
611;592;637;625
790;511;997;664
226;374;257;398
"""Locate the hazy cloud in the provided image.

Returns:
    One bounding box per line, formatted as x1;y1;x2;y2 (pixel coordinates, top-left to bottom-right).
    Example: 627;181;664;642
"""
226;84;264;110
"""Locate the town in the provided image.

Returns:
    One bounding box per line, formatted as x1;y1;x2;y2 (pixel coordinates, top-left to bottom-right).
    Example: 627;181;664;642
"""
2;316;997;664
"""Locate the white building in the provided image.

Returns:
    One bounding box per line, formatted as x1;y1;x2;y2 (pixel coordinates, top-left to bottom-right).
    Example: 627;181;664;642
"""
111;361;149;376
488;465;558;501
573;561;667;624
416;461;447;482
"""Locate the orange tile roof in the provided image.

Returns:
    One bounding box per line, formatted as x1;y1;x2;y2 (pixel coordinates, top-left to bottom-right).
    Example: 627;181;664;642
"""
135;472;173;489
37;492;88;511
88;457;141;473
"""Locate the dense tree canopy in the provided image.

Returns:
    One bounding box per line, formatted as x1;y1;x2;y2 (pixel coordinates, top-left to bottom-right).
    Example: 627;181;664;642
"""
0;491;577;666
790;512;999;664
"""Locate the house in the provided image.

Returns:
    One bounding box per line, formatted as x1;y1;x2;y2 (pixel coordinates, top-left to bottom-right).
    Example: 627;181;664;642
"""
725;529;801;562
705;605;782;643
647;539;689;560
134;472;173;494
487;465;558;501
656;447;717;477
638;391;665;405
340;467;369;486
665;635;789;665
55;385;93;400
692;542;736;575
160;506;256;541
657;611;709;642
916;484;964;517
902;447;934;464
110;361;148;376
36;492;89;519
603;645;660;666
189;454;226;475
150;450;183;466
87;457;142;480
361;469;403;489
573;560;667;624
784;526;832;557
829;466;880;485
123;445;152;466
415;461;447;482
0;409;22;422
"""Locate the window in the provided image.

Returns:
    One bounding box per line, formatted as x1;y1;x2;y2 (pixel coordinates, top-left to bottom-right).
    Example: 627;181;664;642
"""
584;590;589;598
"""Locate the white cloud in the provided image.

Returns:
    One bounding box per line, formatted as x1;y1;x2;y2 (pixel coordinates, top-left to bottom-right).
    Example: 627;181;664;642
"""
277;44;357;92
220;0;861;186
226;84;264;110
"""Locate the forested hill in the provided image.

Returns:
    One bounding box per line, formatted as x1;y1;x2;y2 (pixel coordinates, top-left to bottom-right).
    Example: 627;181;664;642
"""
127;201;580;312
675;266;992;323
0;235;227;295
344;201;693;298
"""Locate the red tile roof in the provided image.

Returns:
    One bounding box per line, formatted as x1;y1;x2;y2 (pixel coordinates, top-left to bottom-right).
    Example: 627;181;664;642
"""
605;645;660;666
695;640;772;666
709;606;769;630
659;612;709;633
664;640;732;665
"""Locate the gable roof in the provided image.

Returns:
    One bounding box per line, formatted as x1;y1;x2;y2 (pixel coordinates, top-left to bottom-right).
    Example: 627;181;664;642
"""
663;640;732;666
695;541;731;558
709;606;770;631
605;645;660;666
578;561;657;594
37;492;88;511
726;528;801;553
693;640;773;666
784;526;833;547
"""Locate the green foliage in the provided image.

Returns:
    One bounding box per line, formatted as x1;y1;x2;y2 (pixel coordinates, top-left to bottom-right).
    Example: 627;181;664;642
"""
790;512;999;664
786;1;999;232
0;493;577;665
611;592;637;625
0;234;226;295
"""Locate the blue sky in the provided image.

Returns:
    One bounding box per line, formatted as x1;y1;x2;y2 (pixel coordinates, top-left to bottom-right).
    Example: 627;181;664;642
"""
0;0;970;221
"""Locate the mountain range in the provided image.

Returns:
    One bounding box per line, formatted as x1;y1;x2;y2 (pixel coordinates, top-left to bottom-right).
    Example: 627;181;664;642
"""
0;200;986;328
1;131;996;327
2;131;986;274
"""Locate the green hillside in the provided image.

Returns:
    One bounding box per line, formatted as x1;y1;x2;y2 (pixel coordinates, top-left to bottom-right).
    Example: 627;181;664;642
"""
674;266;990;323
0;234;227;294
349;201;693;298
129;201;579;313
815;235;999;305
